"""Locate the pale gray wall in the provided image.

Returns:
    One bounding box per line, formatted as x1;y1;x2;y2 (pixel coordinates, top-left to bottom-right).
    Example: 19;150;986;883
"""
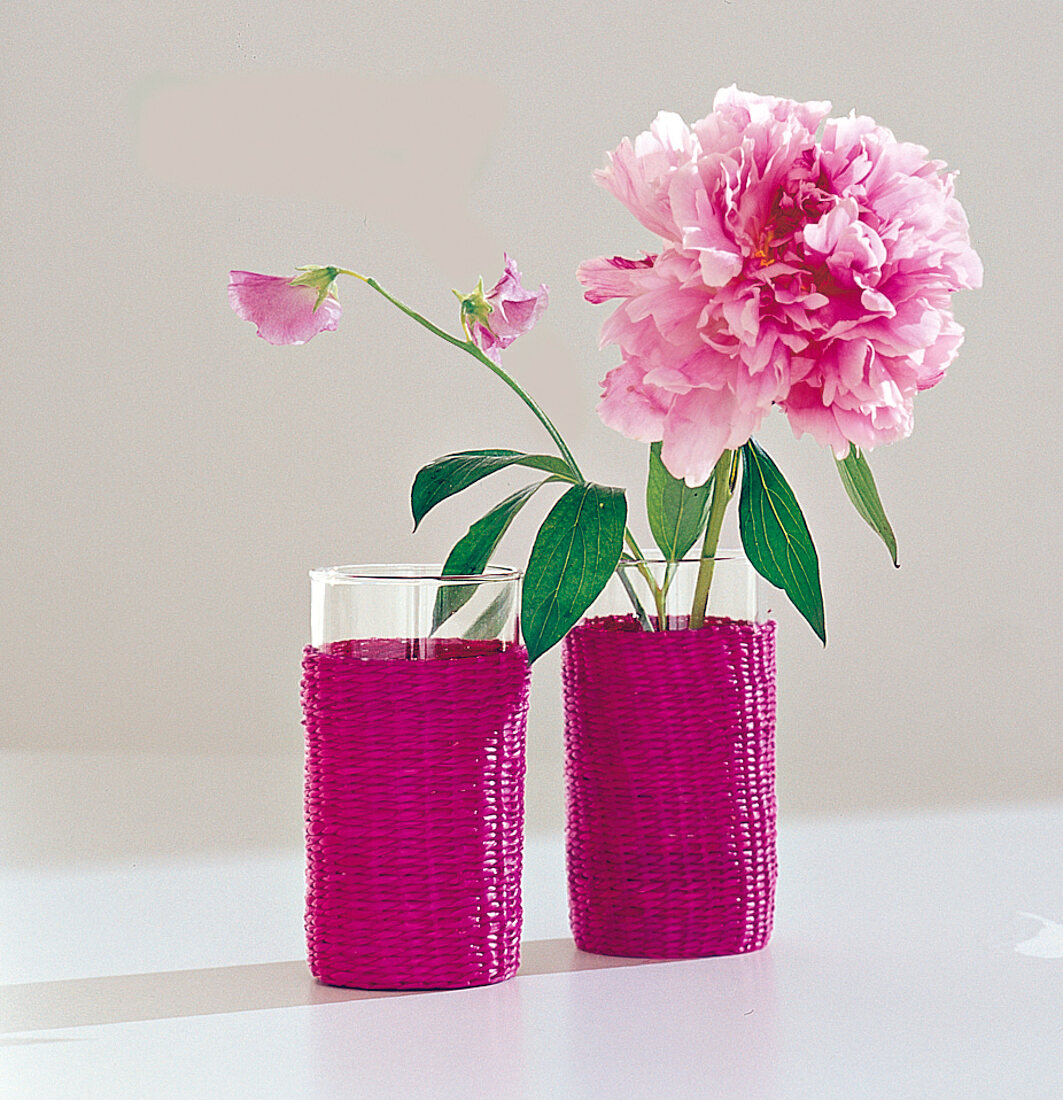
3;0;1061;865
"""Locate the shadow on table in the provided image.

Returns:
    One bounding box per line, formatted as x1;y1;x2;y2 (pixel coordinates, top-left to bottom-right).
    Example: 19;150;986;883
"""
1;939;662;1034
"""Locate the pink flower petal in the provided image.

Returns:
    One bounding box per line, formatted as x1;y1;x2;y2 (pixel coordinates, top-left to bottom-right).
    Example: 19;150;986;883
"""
467;254;548;362
659;385;766;486
228;271;341;346
581;88;981;462
595;111;699;241
597;360;670;441
576;254;655;305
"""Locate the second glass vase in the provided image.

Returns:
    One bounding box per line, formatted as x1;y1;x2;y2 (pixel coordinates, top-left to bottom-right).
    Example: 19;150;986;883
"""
561;555;777;958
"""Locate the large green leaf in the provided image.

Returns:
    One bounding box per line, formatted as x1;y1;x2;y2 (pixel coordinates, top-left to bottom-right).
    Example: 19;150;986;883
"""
433;480;550;631
646;442;713;561
411;449;576;529
835;446;898;567
739;439;826;644
522;482;627;663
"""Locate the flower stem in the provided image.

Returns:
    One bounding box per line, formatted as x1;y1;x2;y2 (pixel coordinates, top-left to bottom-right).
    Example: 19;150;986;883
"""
689;449;735;629
340;269;661;626
617;566;653;631
622;529;657;631
349;272;583;477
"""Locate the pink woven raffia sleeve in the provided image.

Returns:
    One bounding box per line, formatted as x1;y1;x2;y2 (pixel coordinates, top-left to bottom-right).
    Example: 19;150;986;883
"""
562;615;776;958
302;638;529;989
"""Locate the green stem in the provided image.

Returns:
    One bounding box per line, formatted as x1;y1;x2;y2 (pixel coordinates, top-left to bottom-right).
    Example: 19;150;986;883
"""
622;529;658;631
689;449;735;629
617;567;653;632
658;561;678;629
350;273;583;478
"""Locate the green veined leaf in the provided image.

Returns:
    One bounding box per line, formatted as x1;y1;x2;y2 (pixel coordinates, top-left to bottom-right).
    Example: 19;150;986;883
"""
646;442;714;561
835;446;898;567
433;480;553;631
522;482;627;663
411;449;577;529
739;439;826;644
462;585;515;641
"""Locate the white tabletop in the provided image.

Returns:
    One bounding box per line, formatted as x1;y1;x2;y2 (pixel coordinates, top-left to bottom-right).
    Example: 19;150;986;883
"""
3;804;1062;1099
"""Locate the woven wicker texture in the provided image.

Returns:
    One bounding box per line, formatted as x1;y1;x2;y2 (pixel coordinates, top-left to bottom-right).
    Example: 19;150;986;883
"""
562;614;777;958
302;638;529;989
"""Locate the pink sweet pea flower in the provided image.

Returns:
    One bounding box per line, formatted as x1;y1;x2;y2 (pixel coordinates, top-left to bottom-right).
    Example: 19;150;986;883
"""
580;87;982;483
228;269;342;346
462;254;548;363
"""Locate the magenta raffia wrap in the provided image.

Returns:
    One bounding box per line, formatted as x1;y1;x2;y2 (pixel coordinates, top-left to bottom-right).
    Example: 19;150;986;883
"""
302;637;529;989
562;614;777;958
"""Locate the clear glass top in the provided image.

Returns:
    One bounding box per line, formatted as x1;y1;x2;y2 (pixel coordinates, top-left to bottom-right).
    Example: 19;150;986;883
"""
586;552;759;626
309;564;522;651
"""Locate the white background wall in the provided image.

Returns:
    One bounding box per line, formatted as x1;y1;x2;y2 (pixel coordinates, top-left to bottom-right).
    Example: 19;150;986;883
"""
3;0;1061;866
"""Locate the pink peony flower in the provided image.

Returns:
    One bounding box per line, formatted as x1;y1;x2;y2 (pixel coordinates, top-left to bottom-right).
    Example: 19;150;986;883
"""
463;254;548;362
579;87;982;484
228;270;342;346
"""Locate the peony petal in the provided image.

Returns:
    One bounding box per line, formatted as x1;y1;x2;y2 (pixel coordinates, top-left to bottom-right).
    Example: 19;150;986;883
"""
577;254;655;304
643;364;694;394
659;385;766;486
860;287;895;315
595;111;699;240
659;387;734;486
582;88;980;467
597;360;670;442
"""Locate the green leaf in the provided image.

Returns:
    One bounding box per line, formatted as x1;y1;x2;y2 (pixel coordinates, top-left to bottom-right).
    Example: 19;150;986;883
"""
739;439;826;644
835;446;898;567
462;585;515;641
411;449;577;529
433;480;550;631
646;442;714;561
522;482;627;663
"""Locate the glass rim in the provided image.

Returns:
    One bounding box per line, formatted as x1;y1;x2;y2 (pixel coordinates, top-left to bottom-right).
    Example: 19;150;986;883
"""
309;563;523;586
616;550;748;568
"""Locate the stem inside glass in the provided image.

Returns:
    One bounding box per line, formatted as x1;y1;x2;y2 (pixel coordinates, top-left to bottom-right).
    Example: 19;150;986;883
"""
609;555;757;628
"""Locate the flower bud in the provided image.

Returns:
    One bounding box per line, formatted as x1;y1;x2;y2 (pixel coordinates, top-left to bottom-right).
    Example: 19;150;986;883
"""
458;256;548;363
290;265;341;311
